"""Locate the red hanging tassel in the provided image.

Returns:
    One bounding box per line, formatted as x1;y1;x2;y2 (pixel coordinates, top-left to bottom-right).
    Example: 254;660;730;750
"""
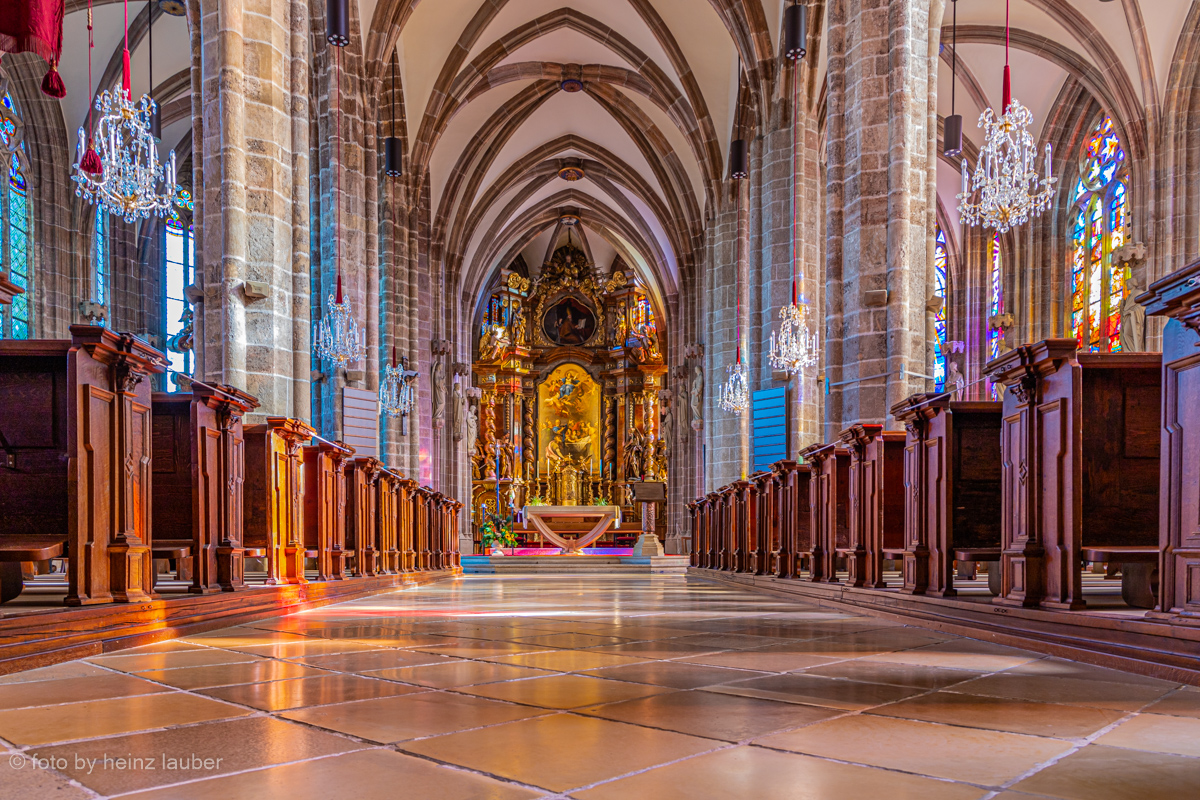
336;272;343;304
80;147;102;175
121;48;131;96
41;62;66;98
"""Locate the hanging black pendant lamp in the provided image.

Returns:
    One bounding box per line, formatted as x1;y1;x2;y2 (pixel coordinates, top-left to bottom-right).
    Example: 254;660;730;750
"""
729;60;748;180
729;139;748;179
784;3;807;61
384;57;403;177
943;0;962;158
327;0;349;47
147;1;160;141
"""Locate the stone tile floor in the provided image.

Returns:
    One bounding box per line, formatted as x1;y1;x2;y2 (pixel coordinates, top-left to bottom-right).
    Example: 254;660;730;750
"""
0;576;1196;799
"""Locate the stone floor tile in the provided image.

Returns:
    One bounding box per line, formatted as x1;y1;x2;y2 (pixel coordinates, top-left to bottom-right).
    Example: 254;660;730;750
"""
1092;712;1200;756
399;713;717;793
574;745;987;800
1012;744;1200;800
28;715;361;795
756;715;1072;786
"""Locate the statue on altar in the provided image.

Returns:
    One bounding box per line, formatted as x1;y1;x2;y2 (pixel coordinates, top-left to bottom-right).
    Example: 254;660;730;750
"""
537;364;600;505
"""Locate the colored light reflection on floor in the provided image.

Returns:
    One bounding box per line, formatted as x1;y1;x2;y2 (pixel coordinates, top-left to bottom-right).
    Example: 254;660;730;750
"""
1;576;1196;800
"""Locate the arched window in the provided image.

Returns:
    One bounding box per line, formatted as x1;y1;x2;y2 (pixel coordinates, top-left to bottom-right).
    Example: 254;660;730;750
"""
988;233;1003;399
92;207;108;309
933;226;948;391
1;93;30;339
163;211;195;387
1070;115;1128;353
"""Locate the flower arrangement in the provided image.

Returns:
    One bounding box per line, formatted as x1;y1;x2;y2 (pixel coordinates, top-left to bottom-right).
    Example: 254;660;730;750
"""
526;495;546;506
479;515;517;553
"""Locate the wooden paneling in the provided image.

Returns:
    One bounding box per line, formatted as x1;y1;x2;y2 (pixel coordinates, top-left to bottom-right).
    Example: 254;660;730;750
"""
839;425;906;589
800;442;850;583
302;436;354;582
244;417;316;586
986;340;1160;610
893;395;1003;597
345;457;382;576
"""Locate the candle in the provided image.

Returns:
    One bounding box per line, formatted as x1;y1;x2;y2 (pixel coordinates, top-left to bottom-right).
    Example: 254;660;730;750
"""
961;165;968;196
1044;144;1053;179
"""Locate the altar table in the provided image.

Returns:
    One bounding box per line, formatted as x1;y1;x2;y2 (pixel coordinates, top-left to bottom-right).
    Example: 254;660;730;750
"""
523;506;622;554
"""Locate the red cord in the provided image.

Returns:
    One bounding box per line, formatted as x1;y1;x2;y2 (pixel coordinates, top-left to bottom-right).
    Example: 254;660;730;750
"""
792;65;799;306
335;46;342;304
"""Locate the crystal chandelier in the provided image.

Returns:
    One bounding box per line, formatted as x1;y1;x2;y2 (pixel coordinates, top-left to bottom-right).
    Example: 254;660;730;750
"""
770;44;819;377
314;276;367;365
71;0;177;223
957;0;1056;234
719;357;749;416
379;350;417;418
313;0;366;367
769;302;819;374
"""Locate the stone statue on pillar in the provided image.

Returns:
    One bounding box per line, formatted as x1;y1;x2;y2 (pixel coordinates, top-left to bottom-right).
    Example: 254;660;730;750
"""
690;365;704;430
451;380;466;441
431;358;446;428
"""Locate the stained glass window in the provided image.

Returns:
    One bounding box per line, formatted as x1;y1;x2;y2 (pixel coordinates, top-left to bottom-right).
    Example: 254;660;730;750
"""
988;234;1002;400
933;226;948;391
93;207;108;308
1;93;30;339
1070;115;1128;353
163;219;195;386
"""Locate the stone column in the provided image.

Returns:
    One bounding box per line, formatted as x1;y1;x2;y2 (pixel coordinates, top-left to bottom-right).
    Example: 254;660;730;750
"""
197;0;310;420
824;0;943;433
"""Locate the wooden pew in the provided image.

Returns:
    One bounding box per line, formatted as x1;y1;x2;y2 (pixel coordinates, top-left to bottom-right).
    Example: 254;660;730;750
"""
398;477;417;572
431;492;447;571
800;442;851;583
1138;261;1200;618
415;484;434;573
301;435;354;581
838;424;907;588
729;480;756;573
0;327;165;605
345;457;383;577
750;471;774;575
771;461;812;579
151;382;260;593
891;394;1003;597
688;499;703;568
446;498;463;569
986;340;1161;609
244;417;317;586
376;468;402;575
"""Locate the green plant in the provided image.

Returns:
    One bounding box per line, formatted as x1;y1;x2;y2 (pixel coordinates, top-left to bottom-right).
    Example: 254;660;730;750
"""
480;515;518;551
593;495;610;506
526;495;546;506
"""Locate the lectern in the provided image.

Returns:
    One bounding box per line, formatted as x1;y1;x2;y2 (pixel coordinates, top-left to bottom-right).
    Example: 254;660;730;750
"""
629;482;666;557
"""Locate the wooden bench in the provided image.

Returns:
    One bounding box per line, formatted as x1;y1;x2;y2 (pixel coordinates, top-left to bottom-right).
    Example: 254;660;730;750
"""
892;394;1003;597
986;340;1161;609
0;538;66;603
152;382;260;593
376;467;402;575
838;424;906;588
770;461;812;579
799;442;851;583
244;417;317;585
346;456;382;576
1140;259;1200;619
728;479;757;573
750;471;774;575
301;435;354;581
397;477;417;572
0;327;165;605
